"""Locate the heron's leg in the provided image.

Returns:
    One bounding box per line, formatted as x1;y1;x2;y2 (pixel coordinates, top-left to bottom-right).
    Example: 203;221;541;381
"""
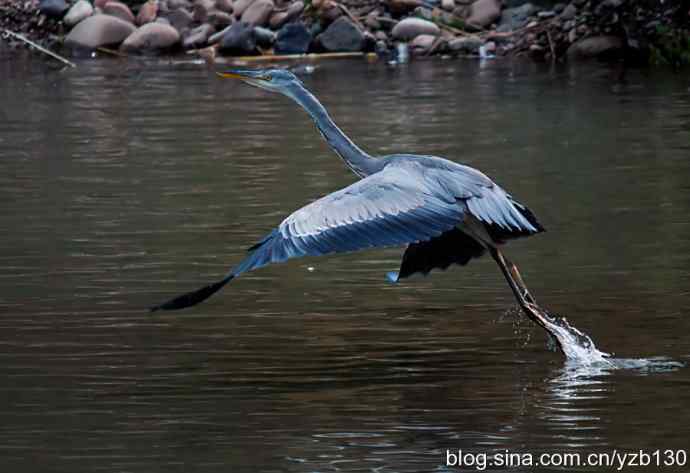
489;247;547;331
506;255;536;304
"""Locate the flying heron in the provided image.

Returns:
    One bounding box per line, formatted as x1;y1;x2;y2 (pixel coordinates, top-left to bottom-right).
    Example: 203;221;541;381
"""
151;68;559;346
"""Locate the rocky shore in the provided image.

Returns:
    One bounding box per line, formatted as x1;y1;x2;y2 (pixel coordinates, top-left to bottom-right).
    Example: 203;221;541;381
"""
1;0;689;64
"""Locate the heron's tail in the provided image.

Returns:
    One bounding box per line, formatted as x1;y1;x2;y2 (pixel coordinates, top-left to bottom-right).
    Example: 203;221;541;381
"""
149;228;288;312
149;275;235;312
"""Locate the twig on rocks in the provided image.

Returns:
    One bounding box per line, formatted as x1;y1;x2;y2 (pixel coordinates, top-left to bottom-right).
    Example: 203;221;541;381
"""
97;46;127;57
2;28;76;68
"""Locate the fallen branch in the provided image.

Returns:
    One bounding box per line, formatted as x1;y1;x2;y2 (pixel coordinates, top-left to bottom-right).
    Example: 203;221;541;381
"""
96;46;127;57
2;28;76;68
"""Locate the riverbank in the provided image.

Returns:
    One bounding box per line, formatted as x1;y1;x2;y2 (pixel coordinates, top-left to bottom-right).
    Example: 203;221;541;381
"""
2;0;689;65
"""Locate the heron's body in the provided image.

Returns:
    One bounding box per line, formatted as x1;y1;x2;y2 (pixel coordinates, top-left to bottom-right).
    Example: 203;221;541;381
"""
151;69;545;320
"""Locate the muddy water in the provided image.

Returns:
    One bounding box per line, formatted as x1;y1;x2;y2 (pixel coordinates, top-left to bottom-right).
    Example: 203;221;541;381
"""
1;57;689;472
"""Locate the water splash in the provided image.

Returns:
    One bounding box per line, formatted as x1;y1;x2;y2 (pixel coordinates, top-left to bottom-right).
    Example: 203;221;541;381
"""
533;307;684;374
536;309;614;366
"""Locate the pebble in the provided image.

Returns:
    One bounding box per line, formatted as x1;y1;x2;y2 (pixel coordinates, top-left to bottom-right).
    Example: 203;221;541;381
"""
102;1;135;24
121;22;180;52
391;18;440;40
64;0;93;27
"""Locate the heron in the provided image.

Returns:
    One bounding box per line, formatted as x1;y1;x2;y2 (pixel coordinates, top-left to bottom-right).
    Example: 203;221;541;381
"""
151;68;562;350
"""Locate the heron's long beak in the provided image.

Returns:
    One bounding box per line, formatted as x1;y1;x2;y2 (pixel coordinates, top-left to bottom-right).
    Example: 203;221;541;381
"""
216;69;269;83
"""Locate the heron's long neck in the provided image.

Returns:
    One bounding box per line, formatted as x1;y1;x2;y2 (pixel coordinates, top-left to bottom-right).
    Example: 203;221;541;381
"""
289;84;378;177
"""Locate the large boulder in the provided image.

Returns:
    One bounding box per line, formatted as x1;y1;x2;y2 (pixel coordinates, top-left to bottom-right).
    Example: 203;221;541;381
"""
275;22;312;54
218;21;256;55
317;17;363;52
241;0;274;27
65;14;136;49
466;0;501;28
136;0;158;24
497;3;537;32
64;0;93;27
102;1;135;24
121;22;181;52
39;0;68;18
391;18;440;40
567;35;623;59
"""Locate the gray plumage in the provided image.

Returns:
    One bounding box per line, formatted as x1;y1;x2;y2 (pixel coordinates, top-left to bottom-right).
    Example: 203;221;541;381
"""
151;68;543;312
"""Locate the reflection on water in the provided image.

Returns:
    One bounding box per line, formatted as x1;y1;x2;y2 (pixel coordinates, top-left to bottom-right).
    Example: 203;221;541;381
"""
1;57;690;472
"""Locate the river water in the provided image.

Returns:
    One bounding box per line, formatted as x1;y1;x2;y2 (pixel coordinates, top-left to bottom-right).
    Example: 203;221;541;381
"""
1;56;689;472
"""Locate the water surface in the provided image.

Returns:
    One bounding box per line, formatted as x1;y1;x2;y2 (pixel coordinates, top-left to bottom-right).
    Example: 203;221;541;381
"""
1;57;690;472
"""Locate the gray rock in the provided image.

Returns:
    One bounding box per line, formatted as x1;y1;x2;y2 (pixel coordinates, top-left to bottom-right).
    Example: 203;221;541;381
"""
208;10;234;28
167;0;192;10
39;0;68;18
233;0;255;18
268;0;304;30
208;24;231;44
64;0;93;26
166;8;194;31
65;14;136;49
182;23;214;49
317;17;363;52
102;1;135;24
466;0;501;28
448;36;482;54
287;1;306;17
241;0;274;27
560;3;577;20
193;0;214;22
269;11;290;29
216;0;234;13
497;3;537;31
275;21;312;54
121;22;181;52
253;26;275;47
218;21;256;55
364;10;380;29
391;18;440;40
136;0;158;25
566;35;623;59
410;34;436;54
537;10;556;19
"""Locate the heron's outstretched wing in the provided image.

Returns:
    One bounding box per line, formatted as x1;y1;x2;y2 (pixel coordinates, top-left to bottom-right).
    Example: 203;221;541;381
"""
151;162;466;311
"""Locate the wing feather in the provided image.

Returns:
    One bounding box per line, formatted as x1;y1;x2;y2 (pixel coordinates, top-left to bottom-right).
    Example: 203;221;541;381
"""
229;163;465;278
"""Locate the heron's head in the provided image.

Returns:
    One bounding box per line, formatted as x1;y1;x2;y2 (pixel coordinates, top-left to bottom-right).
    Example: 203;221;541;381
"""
216;68;303;95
